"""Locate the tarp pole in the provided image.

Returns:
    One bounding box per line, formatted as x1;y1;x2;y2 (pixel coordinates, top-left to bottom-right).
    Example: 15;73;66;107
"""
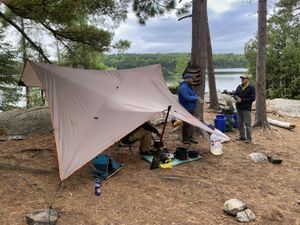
150;105;172;170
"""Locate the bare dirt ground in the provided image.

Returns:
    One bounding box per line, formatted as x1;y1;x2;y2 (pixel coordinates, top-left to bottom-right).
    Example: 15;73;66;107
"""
1;104;300;225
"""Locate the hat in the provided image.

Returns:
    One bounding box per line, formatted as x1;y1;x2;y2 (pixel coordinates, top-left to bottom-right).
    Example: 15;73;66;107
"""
183;73;193;79
240;74;251;79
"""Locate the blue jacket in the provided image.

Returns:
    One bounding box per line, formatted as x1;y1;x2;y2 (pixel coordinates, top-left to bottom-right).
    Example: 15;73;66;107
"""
178;81;198;111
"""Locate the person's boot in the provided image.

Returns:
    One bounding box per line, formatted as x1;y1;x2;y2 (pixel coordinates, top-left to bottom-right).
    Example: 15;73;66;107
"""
245;139;252;144
235;137;246;141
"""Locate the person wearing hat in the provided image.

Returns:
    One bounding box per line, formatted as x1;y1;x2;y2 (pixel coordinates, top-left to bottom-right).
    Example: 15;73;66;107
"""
178;73;203;144
234;74;256;143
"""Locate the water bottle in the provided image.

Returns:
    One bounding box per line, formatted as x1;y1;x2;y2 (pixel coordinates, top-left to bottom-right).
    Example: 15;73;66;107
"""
95;178;102;196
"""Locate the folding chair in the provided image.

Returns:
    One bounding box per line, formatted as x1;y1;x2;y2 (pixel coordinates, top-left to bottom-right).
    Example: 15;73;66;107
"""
92;154;123;179
115;138;135;154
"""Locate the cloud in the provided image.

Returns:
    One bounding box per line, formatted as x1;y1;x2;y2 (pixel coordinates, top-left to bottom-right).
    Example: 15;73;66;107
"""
112;1;258;54
208;0;244;13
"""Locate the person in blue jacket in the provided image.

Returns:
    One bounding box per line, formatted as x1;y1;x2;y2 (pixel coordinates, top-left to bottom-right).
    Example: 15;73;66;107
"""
178;73;203;144
234;74;256;143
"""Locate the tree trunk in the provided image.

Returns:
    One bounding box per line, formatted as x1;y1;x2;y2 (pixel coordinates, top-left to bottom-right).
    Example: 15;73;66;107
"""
254;0;269;128
191;0;207;122
206;22;219;109
20;19;30;109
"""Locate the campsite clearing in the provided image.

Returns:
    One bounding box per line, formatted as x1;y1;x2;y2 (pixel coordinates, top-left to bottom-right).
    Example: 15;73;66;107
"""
1;108;300;225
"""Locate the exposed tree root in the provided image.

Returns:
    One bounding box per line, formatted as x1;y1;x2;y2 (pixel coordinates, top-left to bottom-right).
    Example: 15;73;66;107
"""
253;120;272;133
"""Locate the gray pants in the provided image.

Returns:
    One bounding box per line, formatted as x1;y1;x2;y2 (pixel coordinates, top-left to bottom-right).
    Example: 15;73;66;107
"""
182;110;195;142
237;110;252;140
128;127;152;152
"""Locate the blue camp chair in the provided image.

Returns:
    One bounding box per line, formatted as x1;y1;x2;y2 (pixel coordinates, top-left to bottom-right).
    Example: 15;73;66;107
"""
92;154;123;179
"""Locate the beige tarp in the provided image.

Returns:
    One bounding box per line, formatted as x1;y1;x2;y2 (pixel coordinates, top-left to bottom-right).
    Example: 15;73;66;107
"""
21;61;229;180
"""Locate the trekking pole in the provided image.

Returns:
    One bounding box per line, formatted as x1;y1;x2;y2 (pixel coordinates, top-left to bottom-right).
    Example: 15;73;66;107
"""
150;105;172;170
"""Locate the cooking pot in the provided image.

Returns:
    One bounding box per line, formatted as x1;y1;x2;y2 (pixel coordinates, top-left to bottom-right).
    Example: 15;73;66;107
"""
188;150;199;158
175;147;188;160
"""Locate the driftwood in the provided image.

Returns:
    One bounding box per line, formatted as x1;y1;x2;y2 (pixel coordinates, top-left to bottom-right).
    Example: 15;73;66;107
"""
0;162;55;174
267;118;296;130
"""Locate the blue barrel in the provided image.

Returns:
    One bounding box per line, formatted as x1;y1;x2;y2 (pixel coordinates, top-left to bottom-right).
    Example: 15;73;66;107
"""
214;114;226;132
225;114;233;122
233;112;238;128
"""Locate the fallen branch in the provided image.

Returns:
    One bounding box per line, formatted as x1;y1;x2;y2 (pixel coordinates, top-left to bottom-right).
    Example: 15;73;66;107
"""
20;148;54;153
19;148;54;157
267;118;296;130
0;162;55;174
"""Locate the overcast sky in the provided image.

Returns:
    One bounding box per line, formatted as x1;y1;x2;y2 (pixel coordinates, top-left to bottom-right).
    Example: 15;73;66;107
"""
2;0;263;56
112;0;259;54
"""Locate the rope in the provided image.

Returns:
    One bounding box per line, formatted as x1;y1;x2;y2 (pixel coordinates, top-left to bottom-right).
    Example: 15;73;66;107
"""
201;163;252;223
200;163;230;225
48;180;63;224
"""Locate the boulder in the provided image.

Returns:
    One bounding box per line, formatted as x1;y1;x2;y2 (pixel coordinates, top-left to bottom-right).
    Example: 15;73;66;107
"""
236;209;256;222
223;199;246;216
25;208;58;225
0;107;52;135
249;152;269;163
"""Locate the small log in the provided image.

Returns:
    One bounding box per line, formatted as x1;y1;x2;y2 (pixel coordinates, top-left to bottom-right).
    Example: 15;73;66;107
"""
267;118;296;130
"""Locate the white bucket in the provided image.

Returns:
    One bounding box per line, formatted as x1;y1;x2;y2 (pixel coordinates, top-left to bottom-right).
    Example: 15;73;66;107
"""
210;141;223;155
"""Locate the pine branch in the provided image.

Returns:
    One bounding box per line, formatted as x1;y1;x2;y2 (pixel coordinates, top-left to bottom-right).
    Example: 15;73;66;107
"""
0;11;51;64
178;14;192;21
40;22;104;50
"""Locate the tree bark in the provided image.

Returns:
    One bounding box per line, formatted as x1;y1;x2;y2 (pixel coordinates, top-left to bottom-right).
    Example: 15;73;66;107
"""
206;22;219;109
20;19;30;109
254;0;269;128
191;0;207;122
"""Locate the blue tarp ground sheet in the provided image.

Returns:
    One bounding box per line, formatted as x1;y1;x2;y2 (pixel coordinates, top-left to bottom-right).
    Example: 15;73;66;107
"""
142;155;203;167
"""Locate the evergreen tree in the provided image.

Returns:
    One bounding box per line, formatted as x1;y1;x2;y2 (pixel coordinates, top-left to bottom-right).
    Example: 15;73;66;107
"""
0;26;22;111
254;0;269;128
245;0;300;99
0;0;129;63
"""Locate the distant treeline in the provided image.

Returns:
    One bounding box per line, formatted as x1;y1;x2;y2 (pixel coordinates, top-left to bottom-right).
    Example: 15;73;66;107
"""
103;53;248;82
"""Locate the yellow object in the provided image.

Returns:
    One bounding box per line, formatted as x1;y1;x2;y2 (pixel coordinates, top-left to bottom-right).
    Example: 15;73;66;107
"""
159;159;172;169
172;119;183;127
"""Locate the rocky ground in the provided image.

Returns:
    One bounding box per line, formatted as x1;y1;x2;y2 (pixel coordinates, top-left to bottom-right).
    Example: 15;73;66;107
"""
0;100;300;225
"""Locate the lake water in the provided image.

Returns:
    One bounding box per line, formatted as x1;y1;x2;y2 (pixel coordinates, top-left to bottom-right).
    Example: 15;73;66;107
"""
206;74;241;92
168;68;247;92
